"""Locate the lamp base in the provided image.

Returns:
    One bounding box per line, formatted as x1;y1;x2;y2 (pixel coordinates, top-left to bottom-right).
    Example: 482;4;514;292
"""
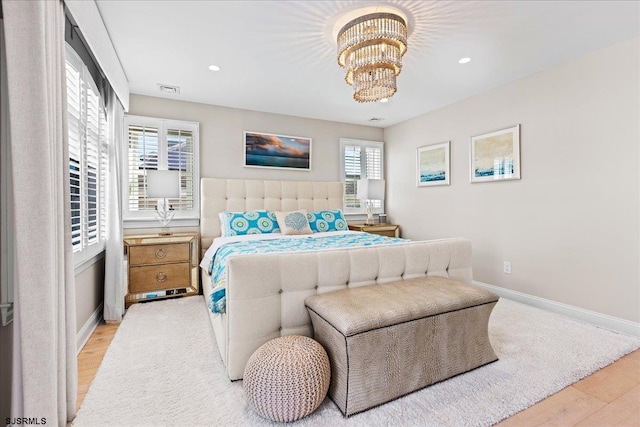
365;201;376;225
156;199;175;236
364;212;376;225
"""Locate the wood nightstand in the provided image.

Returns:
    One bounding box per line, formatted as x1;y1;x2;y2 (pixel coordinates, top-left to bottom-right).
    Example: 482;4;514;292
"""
348;223;401;238
124;233;199;308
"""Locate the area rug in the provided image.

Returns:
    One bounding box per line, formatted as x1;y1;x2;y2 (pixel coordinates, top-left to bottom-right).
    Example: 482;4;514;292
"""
73;296;639;427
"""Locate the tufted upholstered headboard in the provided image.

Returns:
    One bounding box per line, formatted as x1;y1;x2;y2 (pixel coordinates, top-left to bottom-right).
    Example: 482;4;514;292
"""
200;178;344;251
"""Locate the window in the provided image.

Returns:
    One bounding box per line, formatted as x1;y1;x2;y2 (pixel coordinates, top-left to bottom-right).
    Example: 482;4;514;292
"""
66;45;109;266
1;18;14;325
123;116;199;223
339;138;384;214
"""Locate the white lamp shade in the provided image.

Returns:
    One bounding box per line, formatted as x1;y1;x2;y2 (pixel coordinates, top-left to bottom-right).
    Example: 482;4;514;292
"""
147;170;181;199
356;178;385;200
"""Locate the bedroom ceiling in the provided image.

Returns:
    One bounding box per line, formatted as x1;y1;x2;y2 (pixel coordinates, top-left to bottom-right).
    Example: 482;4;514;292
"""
95;0;639;127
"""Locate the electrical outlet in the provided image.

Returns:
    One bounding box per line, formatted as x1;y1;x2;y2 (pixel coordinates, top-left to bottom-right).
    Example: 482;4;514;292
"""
504;261;512;274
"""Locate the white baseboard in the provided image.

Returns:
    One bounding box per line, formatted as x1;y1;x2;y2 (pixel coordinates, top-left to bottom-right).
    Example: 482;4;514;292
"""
77;303;103;355
473;280;640;338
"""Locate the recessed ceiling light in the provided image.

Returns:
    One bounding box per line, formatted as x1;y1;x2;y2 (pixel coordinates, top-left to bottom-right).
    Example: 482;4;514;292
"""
379;98;389;103
458;57;471;64
208;65;221;71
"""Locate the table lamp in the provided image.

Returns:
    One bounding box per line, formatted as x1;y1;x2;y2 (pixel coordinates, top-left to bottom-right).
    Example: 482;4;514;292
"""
356;178;385;225
147;170;180;235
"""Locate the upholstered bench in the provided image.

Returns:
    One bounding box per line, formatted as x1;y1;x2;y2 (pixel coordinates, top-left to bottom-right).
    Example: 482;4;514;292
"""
305;276;499;416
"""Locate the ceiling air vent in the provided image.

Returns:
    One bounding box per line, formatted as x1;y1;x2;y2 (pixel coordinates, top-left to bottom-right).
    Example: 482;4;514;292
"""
157;84;180;94
367;117;385;122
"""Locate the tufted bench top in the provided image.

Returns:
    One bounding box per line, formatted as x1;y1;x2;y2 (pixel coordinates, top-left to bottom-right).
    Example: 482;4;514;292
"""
305;276;498;337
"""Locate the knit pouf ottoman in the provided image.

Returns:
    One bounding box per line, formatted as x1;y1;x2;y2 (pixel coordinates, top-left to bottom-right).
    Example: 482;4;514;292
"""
243;335;331;422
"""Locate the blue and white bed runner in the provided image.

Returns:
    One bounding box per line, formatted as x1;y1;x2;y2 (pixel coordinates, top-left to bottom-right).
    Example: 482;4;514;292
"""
207;232;407;314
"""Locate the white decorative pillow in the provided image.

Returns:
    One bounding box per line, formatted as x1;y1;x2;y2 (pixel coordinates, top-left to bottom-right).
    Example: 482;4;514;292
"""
274;210;313;235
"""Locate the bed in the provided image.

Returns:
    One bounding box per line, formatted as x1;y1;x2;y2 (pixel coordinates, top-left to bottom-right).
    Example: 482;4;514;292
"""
200;178;473;380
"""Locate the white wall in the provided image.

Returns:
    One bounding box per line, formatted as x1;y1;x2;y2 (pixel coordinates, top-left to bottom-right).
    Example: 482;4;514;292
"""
128;95;383;182
123;96;383;237
384;37;640;323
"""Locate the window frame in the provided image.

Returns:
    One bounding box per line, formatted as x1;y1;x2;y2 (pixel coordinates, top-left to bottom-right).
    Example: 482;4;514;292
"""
339;138;385;215
122;115;200;227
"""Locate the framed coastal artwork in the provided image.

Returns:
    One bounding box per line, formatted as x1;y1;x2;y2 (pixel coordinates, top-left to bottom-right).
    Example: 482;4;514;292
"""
417;141;450;187
244;131;311;170
470;124;520;183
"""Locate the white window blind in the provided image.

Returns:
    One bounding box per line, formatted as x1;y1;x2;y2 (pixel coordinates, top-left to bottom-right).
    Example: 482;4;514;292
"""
66;44;109;265
340;139;384;214
127;124;159;212
123;116;199;223
167;127;196;211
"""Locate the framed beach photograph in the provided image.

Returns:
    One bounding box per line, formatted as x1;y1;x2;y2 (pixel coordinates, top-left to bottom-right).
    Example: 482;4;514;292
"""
417;141;450;187
470;124;520;183
244;131;311;170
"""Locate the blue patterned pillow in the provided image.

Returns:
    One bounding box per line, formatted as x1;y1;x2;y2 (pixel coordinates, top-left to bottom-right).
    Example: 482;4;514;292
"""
219;210;280;236
307;209;348;233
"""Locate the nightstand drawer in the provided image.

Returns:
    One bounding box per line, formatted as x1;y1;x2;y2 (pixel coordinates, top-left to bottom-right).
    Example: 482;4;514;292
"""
375;229;399;238
129;262;191;293
129;243;190;266
348;223;400;238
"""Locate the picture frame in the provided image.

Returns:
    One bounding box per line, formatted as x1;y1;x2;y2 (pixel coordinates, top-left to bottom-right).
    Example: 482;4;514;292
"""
417;141;450;187
244;131;312;171
470;124;520;183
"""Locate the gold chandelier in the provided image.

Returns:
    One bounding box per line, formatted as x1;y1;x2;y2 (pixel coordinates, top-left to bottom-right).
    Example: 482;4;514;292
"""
337;12;408;103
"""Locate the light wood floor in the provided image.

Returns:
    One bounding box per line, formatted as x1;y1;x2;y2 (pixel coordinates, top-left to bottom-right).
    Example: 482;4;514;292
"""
78;323;640;425
77;322;119;410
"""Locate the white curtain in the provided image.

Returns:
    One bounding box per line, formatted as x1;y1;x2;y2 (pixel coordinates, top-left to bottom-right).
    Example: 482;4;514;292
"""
104;85;125;322
3;0;78;424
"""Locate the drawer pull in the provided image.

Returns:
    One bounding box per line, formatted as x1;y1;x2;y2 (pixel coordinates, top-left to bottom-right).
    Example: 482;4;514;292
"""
155;249;167;259
156;272;167;283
